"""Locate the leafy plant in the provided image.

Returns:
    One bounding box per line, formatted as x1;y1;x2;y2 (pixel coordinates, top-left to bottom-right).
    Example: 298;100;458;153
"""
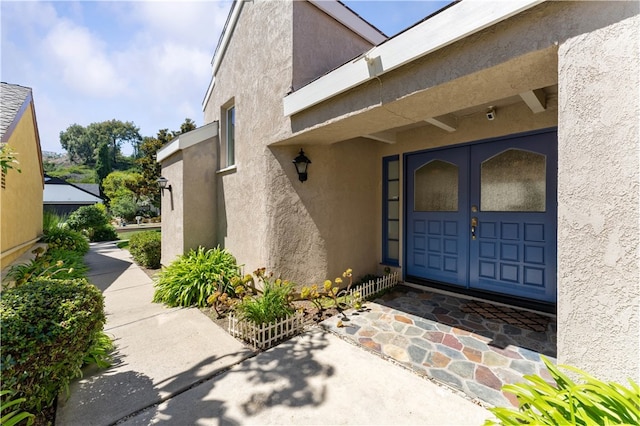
129;231;161;268
485;356;640;425
235;269;295;324
0;390;34;426
42;210;67;234
153;246;240;307
300;268;356;315
42;226;89;254
0;278;106;413
5;248;87;287
109;194;138;221
66;205;112;241
91;224;118;242
82;331;114;369
0;144;21;175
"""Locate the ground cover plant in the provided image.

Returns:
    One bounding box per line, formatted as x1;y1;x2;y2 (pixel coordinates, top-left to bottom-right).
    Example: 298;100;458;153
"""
129;230;161;269
153;246;240;307
486;356;640;425
0;278;106;415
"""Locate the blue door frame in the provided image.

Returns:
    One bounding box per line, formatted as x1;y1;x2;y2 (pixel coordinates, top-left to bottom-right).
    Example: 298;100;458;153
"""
404;129;557;304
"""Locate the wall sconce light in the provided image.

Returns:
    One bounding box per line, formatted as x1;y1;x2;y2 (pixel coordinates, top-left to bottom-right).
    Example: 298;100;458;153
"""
292;149;311;182
157;176;172;195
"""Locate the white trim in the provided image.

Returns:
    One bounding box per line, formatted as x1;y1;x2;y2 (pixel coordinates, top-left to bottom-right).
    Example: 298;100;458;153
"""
308;0;387;45
520;89;547;113
283;0;545;116
216;165;237;174
157;121;219;163
202;1;245;109
425;115;457;133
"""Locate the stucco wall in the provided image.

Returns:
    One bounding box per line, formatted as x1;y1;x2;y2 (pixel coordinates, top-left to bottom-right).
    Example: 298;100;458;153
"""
183;139;217;254
557;4;640;383
160;152;185;266
1;104;43;268
291;1;375;91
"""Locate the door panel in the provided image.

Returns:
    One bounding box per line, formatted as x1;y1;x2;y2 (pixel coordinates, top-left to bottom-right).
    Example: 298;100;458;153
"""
469;132;557;302
406;146;469;286
405;130;557;304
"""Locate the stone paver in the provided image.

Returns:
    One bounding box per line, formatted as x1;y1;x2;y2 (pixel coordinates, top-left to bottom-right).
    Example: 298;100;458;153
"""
323;286;557;407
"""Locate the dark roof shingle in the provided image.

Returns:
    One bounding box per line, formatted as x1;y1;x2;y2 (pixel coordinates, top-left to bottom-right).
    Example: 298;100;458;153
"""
1;82;33;140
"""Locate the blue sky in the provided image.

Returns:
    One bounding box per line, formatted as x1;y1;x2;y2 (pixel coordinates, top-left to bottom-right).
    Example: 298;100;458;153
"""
1;1;450;155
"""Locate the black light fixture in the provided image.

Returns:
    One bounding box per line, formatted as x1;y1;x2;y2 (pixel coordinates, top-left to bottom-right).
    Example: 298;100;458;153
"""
292;149;311;182
157;176;172;195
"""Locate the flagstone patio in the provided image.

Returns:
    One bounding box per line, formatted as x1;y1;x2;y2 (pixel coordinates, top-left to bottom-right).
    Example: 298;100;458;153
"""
322;285;557;407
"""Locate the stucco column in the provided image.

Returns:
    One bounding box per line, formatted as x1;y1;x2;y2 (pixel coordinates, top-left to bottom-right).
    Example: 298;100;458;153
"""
557;12;639;383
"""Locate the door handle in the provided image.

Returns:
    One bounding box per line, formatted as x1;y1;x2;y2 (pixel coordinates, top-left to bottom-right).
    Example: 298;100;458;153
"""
471;217;478;240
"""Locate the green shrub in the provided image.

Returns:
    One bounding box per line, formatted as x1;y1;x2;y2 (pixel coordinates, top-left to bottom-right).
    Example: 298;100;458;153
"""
486;356;640;425
129;231;161;269
236;272;294;324
67;205;109;231
5;249;88;287
42;227;89;254
153;246;240;307
109;194;138;222
91;225;118;242
82;330;114;369
0;278;106;413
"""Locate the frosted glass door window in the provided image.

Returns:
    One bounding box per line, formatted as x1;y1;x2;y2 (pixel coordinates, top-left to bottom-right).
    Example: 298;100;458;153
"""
481;149;546;212
414;160;459;211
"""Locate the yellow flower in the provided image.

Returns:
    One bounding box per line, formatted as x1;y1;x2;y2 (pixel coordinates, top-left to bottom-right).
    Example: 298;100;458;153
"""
342;268;353;277
334;277;343;285
323;280;332;291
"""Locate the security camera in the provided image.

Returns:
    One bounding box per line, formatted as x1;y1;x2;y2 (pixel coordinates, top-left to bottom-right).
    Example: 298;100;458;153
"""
486;107;496;121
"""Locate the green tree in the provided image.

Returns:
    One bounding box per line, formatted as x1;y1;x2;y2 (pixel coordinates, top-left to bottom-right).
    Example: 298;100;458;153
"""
60;124;96;165
102;171;143;202
136;137;164;208
95;142;111;196
59;120;142;167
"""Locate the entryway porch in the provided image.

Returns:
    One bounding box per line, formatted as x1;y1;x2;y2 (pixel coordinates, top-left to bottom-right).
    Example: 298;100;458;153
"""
322;285;557;408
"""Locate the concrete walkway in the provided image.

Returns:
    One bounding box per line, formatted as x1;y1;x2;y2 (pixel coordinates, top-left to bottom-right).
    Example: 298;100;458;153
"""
56;242;492;425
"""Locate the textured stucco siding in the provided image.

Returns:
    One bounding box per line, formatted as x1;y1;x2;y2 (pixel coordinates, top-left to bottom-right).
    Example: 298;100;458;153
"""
557;6;640;383
0;104;43;268
291;1;375;91
204;0;293;276
183;139;217;255
160;152;185;266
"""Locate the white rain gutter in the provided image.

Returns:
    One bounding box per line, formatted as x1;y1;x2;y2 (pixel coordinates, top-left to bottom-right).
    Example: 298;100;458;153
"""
283;0;545;116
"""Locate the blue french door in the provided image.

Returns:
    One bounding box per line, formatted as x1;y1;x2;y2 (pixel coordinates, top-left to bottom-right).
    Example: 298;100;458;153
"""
405;130;557;303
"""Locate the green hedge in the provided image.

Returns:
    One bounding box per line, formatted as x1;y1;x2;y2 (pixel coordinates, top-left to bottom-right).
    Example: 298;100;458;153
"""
129;231;161;269
0;278;106;413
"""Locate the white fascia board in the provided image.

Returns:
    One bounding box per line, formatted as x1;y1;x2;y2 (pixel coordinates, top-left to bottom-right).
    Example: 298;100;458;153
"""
157;121;219;163
284;0;545;116
308;0;387;45
202;1;245;109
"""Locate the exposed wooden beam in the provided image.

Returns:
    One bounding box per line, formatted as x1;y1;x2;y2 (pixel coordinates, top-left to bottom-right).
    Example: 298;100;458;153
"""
425;115;457;132
362;130;396;144
520;89;546;113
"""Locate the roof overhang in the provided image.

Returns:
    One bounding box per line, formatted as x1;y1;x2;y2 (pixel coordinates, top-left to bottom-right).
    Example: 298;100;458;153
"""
202;0;387;111
157;121;219;163
283;0;545;116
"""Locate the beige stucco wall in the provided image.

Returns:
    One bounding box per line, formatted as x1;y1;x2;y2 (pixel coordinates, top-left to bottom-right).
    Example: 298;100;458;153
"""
291;1;375;91
1;103;43;268
160;151;185;266
203;0;381;283
556;4;639;383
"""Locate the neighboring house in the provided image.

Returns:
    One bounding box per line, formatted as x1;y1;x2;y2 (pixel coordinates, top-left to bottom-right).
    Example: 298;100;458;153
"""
43;174;104;215
0;82;44;268
158;0;639;384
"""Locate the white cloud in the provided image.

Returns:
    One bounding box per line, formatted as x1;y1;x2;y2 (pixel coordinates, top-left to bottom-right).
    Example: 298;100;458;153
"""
43;19;128;97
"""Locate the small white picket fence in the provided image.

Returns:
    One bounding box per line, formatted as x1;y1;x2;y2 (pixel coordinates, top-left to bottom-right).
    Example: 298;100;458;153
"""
228;312;305;350
348;271;399;301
